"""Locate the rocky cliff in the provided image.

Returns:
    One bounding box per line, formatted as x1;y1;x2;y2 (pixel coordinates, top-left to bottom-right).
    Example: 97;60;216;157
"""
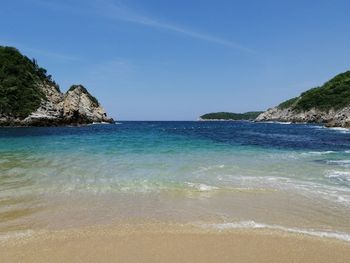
19;84;114;126
255;106;350;127
0;46;113;126
256;71;350;128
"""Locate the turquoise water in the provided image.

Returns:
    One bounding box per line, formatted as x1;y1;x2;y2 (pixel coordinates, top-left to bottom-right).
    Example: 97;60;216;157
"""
0;121;350;240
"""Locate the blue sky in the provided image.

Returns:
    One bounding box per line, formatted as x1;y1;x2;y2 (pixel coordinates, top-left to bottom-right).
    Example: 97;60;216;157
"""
1;0;350;120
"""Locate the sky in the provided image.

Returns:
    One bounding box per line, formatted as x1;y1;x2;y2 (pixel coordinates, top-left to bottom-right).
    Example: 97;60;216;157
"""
1;0;350;120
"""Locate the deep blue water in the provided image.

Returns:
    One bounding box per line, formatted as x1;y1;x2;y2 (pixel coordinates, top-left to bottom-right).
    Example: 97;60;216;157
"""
1;121;350;151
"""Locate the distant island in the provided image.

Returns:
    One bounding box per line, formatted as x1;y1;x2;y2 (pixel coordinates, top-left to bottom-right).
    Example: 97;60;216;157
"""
0;46;113;126
256;71;350;127
199;111;263;121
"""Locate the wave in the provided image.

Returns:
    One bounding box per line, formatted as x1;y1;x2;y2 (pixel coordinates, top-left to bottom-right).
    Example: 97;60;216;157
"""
326;170;350;182
185;182;219;192
260;121;292;125
310;125;326;129
199;220;350;242
326;160;350;168
328;127;350;133
193;164;225;173
91;122;113;125
310;125;350;133
303;151;335;155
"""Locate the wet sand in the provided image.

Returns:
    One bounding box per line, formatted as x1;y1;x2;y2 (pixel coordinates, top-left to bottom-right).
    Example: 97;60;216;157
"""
1;223;350;263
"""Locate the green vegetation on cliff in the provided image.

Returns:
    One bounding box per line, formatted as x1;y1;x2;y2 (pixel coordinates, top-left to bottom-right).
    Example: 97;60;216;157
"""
277;71;350;111
277;97;298;109
200;111;263;120
0;46;58;118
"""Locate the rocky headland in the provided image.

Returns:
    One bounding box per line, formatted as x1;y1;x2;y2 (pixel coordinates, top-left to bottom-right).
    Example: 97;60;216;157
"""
0;46;113;126
256;71;350;128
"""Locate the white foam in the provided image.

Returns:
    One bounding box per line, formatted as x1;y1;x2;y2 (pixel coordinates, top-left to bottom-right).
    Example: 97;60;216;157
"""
326;171;350;182
329;127;350;133
90;122;114;125
327;160;350;164
261;121;292;125
186;182;218;192
337;196;350;204
277;121;292;125
330;127;349;131
311;125;350;133
0;230;34;242
326;160;350;168
200;221;350;242
311;125;326;129
303;151;335;155
194;164;225;173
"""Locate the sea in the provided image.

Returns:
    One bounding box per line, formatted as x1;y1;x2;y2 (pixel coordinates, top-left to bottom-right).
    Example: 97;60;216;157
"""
0;121;350;241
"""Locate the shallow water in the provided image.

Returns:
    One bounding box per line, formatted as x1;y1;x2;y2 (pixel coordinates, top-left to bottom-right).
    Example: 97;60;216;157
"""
0;121;350;240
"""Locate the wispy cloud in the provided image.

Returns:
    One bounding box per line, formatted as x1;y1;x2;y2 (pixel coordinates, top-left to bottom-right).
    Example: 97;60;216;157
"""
31;0;255;54
94;0;255;54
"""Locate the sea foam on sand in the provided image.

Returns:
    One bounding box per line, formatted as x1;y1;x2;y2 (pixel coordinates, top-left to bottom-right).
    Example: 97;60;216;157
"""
199;220;350;242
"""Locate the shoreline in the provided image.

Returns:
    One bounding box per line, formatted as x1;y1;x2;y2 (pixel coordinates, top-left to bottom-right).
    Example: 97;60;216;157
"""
1;223;350;263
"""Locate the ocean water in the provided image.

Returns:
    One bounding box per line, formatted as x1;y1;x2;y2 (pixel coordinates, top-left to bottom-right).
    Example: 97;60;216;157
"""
0;121;350;240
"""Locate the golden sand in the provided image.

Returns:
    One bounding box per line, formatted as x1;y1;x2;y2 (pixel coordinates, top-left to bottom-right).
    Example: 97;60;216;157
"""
1;223;350;263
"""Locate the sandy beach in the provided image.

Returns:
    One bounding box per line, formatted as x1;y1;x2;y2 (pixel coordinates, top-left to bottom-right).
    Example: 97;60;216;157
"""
1;223;350;263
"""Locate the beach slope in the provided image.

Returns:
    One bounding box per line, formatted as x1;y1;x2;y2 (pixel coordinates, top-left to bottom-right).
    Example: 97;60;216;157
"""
1;224;350;263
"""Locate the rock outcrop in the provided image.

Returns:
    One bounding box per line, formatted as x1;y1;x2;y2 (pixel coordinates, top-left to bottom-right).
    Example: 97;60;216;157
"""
1;83;114;126
255;106;350;127
62;85;112;124
256;71;350;128
0;46;114;126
